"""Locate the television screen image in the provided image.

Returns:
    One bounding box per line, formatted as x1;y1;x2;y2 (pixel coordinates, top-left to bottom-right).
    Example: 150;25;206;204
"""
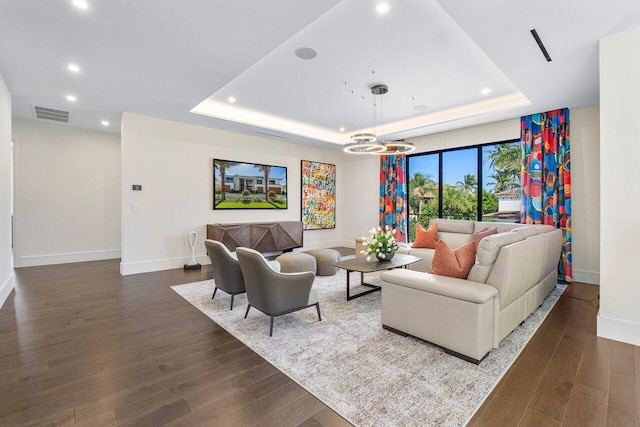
213;159;288;209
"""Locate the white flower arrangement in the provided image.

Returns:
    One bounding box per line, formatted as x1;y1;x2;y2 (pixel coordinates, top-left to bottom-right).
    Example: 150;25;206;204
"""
360;225;399;261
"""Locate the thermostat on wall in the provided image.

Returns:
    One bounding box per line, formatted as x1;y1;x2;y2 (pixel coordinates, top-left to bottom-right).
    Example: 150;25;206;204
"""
132;185;142;191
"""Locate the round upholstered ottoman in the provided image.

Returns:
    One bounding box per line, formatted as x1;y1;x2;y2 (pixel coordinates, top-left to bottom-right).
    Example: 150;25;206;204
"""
304;249;340;276
275;252;317;274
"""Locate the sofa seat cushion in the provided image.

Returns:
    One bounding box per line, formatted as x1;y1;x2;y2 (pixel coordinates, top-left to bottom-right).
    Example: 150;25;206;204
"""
412;223;438;248
380;269;498;303
405;247;435;272
429;240;477;279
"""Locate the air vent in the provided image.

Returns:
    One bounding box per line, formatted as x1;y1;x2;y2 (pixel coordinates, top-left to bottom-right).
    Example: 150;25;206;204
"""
255;131;286;139
33;106;69;123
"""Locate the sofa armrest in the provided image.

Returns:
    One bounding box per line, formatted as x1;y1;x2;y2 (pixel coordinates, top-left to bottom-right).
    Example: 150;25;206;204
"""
380;269;498;304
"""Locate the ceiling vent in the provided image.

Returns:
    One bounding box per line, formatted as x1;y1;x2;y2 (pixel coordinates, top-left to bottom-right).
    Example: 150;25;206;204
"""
530;29;552;62
255;131;286;139
33;106;69;123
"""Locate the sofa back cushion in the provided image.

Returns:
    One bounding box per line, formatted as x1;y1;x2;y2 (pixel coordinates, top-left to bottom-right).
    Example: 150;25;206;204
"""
473;222;525;234
433;219;475;233
430;219;474;249
509;226;543;239
485;229;562;309
472;227;498;247
467;232;523;283
487;234;546;308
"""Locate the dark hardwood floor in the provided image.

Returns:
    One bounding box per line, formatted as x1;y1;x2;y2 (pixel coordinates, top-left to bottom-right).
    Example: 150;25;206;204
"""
469;281;639;427
0;257;637;426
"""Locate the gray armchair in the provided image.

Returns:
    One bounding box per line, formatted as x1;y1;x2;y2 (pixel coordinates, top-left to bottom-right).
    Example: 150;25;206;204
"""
236;247;321;336
204;239;245;310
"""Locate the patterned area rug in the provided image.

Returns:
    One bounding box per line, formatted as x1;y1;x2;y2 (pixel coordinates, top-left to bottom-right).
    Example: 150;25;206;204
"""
171;269;564;426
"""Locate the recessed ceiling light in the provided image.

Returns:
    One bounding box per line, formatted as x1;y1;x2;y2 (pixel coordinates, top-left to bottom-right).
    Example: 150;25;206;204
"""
294;47;318;60
72;0;89;10
339;127;345;132
66;95;77;102
68;63;80;73
414;105;429;111
481;88;491;95
101;121;109;126
227;96;236;103
376;2;390;14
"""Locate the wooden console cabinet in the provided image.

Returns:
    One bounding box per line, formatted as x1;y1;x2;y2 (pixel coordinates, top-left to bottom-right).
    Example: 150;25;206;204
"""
206;221;303;253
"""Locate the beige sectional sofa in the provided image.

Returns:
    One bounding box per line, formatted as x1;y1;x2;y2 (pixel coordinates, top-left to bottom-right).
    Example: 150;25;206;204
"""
380;219;562;363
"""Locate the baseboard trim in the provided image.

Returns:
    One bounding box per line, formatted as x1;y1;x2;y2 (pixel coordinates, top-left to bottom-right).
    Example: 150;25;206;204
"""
0;273;15;309
120;255;211;276
120;239;350;276
342;239;357;249
573;269;600;285
18;249;121;267
597;313;640;346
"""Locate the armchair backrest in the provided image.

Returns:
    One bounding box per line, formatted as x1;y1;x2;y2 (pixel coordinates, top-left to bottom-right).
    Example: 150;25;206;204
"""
204;239;245;294
236;247;315;314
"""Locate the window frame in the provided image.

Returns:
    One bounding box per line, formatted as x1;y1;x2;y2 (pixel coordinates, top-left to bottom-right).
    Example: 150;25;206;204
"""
406;138;520;223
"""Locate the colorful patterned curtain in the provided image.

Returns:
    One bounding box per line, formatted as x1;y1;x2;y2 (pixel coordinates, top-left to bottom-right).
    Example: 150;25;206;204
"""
520;108;572;282
380;154;408;243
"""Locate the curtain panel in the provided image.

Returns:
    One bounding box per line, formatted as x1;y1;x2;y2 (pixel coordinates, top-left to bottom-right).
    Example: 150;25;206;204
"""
379;154;408;243
520;108;572;282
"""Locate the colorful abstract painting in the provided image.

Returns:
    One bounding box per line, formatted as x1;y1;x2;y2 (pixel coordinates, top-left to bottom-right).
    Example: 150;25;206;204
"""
521;108;572;281
301;160;336;230
380;154;408;243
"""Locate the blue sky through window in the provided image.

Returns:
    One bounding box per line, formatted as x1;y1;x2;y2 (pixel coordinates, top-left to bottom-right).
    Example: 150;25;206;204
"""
442;149;476;185
409;142;518;192
408;154;438;182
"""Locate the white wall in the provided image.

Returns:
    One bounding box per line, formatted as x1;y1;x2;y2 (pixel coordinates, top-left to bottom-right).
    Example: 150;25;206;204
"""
12;119;121;267
0;72;13;308
340;154;379;244
339;106;601;285
498;199;521;211
598;27;640;346
120;113;344;275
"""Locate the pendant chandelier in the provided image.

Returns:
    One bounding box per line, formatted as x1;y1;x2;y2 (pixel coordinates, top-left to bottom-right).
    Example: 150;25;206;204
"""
343;83;415;155
379;140;416;155
344;132;384;154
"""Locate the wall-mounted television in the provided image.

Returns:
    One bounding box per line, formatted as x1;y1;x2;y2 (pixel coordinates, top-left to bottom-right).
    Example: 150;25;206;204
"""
213;159;288;210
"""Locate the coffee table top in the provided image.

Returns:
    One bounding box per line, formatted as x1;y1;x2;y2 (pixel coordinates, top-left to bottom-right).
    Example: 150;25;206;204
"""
333;254;422;273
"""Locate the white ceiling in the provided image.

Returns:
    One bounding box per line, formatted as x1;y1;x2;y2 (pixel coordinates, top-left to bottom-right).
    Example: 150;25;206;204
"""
1;0;639;147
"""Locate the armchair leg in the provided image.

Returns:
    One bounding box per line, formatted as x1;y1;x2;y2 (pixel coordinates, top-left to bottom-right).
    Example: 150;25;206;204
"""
316;303;322;321
269;316;275;337
230;294;234;310
212;287;217;300
244;304;251;319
